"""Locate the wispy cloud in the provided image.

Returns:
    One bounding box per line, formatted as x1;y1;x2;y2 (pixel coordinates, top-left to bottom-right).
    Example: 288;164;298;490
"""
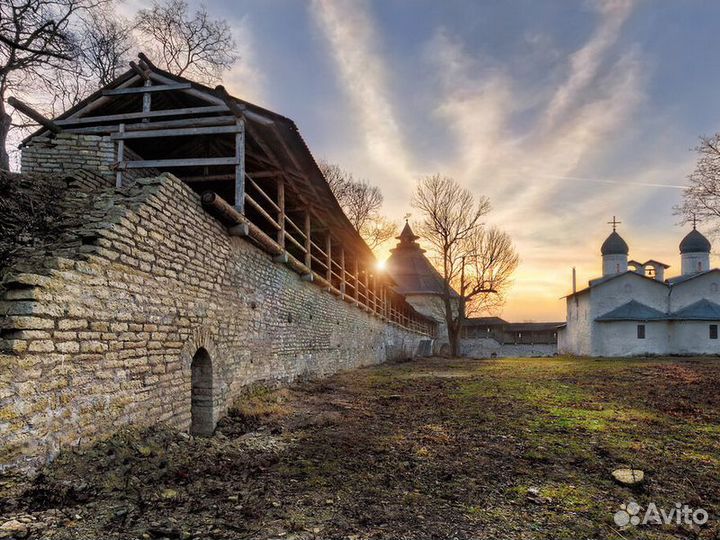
309;0;415;205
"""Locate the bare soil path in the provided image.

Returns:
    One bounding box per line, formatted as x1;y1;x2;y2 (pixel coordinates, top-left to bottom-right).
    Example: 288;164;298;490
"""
2;356;719;539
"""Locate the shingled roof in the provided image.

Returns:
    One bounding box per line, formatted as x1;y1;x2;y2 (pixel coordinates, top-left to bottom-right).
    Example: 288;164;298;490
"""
385;222;459;297
596;300;667;321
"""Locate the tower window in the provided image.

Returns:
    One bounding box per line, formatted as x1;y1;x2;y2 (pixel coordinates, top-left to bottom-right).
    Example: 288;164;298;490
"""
711;325;718;340
637;324;646;339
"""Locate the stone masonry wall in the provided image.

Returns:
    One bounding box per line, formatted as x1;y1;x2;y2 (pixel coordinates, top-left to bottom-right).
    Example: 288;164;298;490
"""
0;174;427;472
21;134;115;185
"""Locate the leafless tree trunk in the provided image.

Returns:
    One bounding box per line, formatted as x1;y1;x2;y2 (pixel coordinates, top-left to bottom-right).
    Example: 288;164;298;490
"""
412;174;518;356
135;0;237;84
319;161;398;250
676;134;720;235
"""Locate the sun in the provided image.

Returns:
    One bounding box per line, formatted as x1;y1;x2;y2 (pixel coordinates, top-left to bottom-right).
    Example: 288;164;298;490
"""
376;259;387;271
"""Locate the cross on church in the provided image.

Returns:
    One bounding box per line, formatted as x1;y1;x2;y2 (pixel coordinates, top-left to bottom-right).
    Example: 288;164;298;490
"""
692;214;698;230
608;216;621;232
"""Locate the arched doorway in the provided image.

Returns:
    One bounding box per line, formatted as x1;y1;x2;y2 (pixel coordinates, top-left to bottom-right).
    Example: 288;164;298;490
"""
191;348;214;436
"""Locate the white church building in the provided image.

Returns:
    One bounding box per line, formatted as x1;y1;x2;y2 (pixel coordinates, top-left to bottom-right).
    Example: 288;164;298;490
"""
558;221;720;357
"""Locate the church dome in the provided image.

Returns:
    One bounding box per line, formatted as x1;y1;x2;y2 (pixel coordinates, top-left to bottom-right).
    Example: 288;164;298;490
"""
680;228;711;254
601;231;629;256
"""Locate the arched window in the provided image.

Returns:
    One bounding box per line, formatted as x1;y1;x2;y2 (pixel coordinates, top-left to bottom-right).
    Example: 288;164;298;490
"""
191;348;214;436
698;261;703;272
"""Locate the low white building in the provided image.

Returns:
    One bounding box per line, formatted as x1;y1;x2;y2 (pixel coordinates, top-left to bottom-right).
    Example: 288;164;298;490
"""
558;223;720;357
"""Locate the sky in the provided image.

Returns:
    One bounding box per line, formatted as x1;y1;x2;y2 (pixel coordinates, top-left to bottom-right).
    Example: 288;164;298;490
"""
124;0;720;321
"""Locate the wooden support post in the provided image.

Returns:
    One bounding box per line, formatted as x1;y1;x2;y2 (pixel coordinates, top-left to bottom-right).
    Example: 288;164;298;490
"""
277;179;285;248
115;123;125;188
362;267;368;309
353;258;359;304
340;248;346;297
304;212;311;269
326;234;332;283
142;79;152;122
234;117;246;212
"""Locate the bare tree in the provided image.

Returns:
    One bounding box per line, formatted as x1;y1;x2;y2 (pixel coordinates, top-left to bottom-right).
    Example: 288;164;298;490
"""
676;134;720;235
319;161;398;250
135;0;237;84
412;174;518;356
80;9;133;87
0;0;121;170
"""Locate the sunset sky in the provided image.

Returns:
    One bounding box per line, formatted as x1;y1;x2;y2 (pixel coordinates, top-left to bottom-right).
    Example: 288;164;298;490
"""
125;0;720;321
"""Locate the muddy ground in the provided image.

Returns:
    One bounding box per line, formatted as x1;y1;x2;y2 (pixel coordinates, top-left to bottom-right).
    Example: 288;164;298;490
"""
1;356;719;539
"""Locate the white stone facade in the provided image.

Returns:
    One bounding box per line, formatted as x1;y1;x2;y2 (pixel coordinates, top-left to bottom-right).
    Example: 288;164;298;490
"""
559;228;720;357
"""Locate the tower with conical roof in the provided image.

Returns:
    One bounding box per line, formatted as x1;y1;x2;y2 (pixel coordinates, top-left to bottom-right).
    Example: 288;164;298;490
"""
680;220;711;275
385;221;459;351
601;216;629;276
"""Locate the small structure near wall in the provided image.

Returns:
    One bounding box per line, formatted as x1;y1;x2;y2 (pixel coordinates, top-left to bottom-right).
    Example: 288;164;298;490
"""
558;219;720;356
460;318;562;358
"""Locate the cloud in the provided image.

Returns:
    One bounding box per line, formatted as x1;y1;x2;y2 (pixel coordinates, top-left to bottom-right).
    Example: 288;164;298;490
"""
309;0;415;204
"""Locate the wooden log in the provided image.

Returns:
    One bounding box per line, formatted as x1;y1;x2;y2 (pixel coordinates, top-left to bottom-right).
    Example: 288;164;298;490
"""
102;83;191;96
7;97;61;134
129;61;150;80
119;157;236;169
111;124;242;139
65;115;237;134
56;106;230;126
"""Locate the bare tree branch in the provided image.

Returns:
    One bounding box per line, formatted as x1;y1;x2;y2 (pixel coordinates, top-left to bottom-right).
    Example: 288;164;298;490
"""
676;134;720;238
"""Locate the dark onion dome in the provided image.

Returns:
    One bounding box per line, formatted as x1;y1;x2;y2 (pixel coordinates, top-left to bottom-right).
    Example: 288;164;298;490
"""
679;228;711;254
600;231;629;256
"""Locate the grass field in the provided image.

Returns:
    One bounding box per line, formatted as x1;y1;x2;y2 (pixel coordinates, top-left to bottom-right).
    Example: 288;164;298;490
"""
2;356;719;539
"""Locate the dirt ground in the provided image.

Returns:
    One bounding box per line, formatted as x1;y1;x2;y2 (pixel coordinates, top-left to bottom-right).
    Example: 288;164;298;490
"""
1;356;720;540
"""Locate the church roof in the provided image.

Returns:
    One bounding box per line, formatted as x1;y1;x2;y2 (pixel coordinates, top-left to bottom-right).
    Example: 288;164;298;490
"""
679;228;711;254
669;299;720;321
385;222;459;297
596;300;667;322
600;231;629;256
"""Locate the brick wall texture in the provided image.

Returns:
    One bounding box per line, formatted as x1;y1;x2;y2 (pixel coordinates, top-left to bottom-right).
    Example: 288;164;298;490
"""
0;166;427;472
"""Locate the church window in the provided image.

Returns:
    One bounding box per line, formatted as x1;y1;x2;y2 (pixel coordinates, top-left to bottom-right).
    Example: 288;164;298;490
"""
711;325;718;340
698;261;703;272
637;324;645;339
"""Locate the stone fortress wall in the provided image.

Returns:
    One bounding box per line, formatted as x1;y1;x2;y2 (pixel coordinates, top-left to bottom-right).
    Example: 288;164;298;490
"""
0;135;429;471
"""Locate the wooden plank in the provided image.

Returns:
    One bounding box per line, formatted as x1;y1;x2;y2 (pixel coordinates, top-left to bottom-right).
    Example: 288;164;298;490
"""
235;117;245;212
102;83;191;96
115;123;125;188
119;157;236;169
246;174;280;212
111;124;242;140
182;174;235;183
56;106;230;126
64;115;237;134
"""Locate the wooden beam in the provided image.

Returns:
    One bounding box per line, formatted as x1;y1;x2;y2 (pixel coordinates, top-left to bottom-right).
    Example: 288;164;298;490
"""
340;248;346;296
326;234;332;282
277;178;285;248
235;117;245;212
304;212;312;268
7;97;61;134
118;157;236;169
353;258;359;303
142;79;152;118
115;123;125;188
111;124;243;140
65;115;237;134
182;174;235;183
102;83;192;96
56;106;230;126
129;61;149;80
